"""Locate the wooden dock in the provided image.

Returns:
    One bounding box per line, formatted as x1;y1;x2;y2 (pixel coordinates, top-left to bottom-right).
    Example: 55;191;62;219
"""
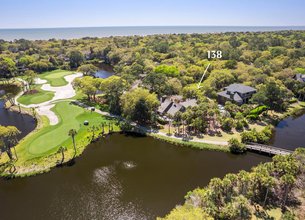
246;143;293;156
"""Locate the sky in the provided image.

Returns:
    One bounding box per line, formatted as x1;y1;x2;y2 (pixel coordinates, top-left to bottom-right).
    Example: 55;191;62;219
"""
0;0;305;29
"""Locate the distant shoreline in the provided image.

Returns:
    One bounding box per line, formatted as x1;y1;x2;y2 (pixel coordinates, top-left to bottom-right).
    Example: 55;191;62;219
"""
1;26;305;41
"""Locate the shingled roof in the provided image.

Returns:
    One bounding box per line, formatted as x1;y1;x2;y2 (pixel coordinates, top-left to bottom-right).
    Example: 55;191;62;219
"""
225;83;257;94
158;96;198;116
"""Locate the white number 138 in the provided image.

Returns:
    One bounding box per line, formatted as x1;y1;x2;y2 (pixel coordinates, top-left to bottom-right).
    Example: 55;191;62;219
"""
207;50;222;59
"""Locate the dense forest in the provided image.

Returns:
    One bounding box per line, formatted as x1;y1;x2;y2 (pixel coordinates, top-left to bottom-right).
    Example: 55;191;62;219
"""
1;30;305;145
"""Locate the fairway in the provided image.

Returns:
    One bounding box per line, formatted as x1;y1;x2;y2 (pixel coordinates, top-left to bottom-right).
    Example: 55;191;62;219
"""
17;101;116;159
17;85;54;105
39;70;75;87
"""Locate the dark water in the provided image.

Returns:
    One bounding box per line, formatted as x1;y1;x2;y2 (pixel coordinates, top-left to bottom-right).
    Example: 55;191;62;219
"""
95;64;115;79
0;133;270;220
0;100;36;139
1;26;305;41
271;111;305;150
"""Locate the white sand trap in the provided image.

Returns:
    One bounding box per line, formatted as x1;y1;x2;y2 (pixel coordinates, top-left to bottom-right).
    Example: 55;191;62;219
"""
35;78;47;85
16;73;83;125
41;73;82;101
41;73;83;102
36;104;58;125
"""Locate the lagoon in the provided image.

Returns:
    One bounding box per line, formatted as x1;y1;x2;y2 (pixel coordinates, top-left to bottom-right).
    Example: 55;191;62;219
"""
0;100;36;140
270;111;305;150
0;133;270;219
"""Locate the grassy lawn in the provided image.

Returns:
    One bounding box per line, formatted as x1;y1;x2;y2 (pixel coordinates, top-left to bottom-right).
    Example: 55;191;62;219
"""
17;85;55;105
16;101;119;161
39;69;75;87
151;134;229;152
160;123;265;143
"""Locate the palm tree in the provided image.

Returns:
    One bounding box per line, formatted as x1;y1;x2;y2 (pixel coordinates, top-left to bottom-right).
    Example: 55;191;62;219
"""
0;126;20;161
101;122;105;134
167;121;171;136
68;129;77;159
31;107;37;119
6;126;21;160
281;174;296;208
57;146;67;165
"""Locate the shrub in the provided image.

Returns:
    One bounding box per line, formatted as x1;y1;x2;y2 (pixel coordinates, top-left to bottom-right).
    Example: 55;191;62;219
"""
246;114;259;121
241;130;257;143
235;121;244;131
256;132;269;144
295;67;305;74
241;119;249;128
248;105;268;118
289;98;298;104
221;118;235;132
261;126;273;139
228;138;246;154
241;126;273;144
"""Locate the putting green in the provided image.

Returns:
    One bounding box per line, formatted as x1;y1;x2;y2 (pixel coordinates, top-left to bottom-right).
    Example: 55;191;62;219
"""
17;85;54;105
17;101;116;159
39;70;75;87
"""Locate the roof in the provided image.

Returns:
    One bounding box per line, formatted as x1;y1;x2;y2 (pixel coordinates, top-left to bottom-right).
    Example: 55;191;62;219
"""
158;96;198;116
233;93;243;103
295;74;305;83
225;83;256;94
181;99;197;108
217;90;244;104
166;103;184;116
158;98;172;114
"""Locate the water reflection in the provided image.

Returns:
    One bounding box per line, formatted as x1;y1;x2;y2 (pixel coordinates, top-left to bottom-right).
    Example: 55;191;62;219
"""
0;134;269;220
0;100;36;139
271;112;305;150
95;64;115;79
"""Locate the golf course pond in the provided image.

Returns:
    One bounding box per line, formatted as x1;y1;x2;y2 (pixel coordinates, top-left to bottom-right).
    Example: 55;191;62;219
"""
0;101;304;219
0;133;270;219
270;110;305;150
0;100;36;140
95;63;115;79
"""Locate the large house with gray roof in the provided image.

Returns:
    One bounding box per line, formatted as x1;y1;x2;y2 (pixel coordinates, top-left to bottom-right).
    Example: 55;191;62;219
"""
158;95;197;117
217;83;256;105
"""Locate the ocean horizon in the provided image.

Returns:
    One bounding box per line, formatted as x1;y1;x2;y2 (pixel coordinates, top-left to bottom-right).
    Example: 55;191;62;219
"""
1;26;305;41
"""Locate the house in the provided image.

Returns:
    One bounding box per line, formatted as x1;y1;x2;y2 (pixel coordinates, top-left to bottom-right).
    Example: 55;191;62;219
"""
217;83;256;105
158;95;198;117
293;74;305;83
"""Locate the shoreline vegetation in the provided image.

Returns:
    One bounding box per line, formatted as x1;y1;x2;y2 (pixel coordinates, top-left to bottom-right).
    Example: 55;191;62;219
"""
150;133;229;152
1;99;303;178
159;148;305;220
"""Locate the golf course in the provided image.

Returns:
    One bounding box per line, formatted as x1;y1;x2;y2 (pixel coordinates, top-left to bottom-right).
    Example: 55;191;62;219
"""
39;70;75;87
17;84;55;105
17;102;118;159
2;70;119;176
